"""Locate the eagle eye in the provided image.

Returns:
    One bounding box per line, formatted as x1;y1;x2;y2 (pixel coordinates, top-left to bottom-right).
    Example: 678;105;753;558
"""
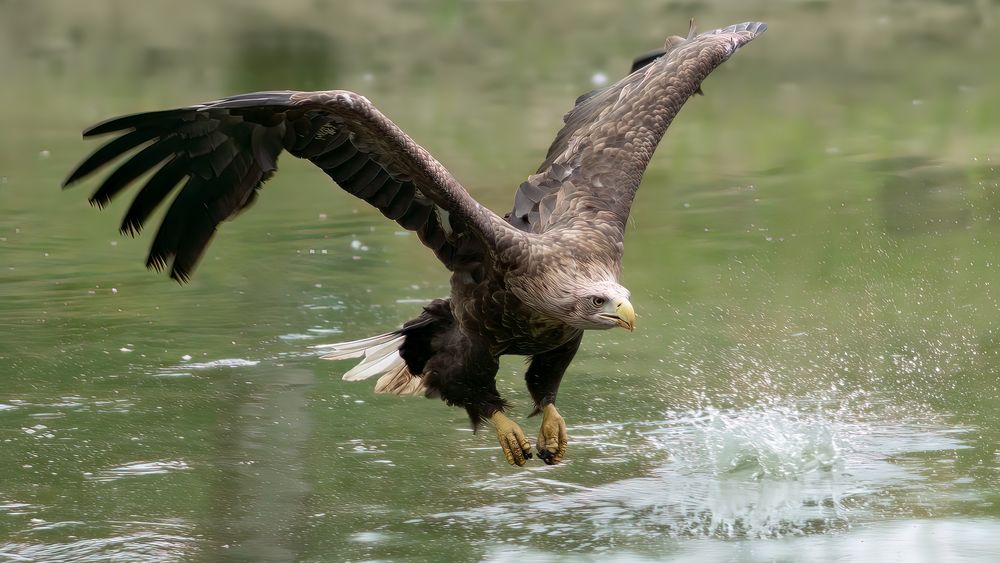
591;296;606;307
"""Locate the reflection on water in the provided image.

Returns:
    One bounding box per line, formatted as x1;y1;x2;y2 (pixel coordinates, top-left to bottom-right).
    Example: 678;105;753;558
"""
2;0;1000;560
0;520;197;563
486;519;1000;562
0;356;991;560
87;460;192;482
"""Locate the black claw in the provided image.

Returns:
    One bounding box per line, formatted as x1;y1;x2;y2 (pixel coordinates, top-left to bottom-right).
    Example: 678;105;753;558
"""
538;450;555;465
524;450;533;460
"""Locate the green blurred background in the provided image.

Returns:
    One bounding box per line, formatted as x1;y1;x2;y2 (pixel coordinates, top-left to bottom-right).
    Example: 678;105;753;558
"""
1;1;998;561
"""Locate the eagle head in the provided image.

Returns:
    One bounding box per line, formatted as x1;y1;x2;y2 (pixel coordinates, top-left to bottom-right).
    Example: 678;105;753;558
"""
573;280;635;331
537;278;635;332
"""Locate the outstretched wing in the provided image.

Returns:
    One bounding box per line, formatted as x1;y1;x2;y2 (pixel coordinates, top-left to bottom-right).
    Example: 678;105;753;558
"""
506;21;766;244
64;90;506;281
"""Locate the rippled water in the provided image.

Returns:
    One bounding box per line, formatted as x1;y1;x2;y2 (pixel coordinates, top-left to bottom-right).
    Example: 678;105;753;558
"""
2;1;999;561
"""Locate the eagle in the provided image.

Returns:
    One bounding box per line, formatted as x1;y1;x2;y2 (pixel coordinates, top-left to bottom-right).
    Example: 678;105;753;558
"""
64;21;766;466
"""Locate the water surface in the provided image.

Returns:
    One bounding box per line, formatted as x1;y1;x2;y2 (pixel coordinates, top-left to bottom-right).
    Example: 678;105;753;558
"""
1;1;998;561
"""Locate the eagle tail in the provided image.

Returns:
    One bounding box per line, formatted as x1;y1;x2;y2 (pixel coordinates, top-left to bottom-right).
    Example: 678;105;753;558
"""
314;332;427;396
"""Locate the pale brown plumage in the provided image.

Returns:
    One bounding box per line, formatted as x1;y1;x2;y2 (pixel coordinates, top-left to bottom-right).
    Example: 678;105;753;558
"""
65;21;766;466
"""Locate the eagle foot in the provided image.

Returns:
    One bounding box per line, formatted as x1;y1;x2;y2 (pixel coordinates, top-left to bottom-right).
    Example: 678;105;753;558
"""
489;412;532;466
536;404;568;465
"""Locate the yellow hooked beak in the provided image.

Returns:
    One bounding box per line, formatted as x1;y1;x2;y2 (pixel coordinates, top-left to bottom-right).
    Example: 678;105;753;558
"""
611;298;636;331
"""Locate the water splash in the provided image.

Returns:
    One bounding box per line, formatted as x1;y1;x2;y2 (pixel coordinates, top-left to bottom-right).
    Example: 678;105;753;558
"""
435;399;971;549
660;405;842;479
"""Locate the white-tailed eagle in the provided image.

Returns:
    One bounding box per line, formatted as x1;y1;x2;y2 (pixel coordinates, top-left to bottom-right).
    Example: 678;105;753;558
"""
64;21;766;466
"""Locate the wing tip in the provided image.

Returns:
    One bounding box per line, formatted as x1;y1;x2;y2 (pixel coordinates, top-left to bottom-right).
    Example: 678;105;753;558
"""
82;116;135;138
636;21;767;74
743;21;767;37
711;20;767;39
62;171;83;189
88;194;111;209
146;253;167;272
63;155;107;188
119;220;142;237
143;253;191;284
170;269;192;284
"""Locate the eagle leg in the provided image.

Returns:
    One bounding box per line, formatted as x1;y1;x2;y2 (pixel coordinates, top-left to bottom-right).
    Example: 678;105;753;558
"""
536;404;568;465
524;332;582;464
489;412;532;467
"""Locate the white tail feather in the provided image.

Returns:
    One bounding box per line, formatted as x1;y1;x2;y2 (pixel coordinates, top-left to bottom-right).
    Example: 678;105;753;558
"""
316;332;426;395
314;332;399;359
343;349;406;381
374;364;427;395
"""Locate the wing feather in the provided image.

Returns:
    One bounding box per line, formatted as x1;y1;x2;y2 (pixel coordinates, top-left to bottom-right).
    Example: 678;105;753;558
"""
89;137;181;206
120;157;189;236
506;21;766;243
63;128;162;186
65;90;510;281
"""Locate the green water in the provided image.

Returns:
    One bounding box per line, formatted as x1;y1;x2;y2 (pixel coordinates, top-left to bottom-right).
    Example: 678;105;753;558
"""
2;1;999;561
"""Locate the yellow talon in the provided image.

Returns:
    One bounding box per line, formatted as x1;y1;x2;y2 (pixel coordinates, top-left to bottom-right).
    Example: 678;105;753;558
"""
489;412;532;467
536;404;568;465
